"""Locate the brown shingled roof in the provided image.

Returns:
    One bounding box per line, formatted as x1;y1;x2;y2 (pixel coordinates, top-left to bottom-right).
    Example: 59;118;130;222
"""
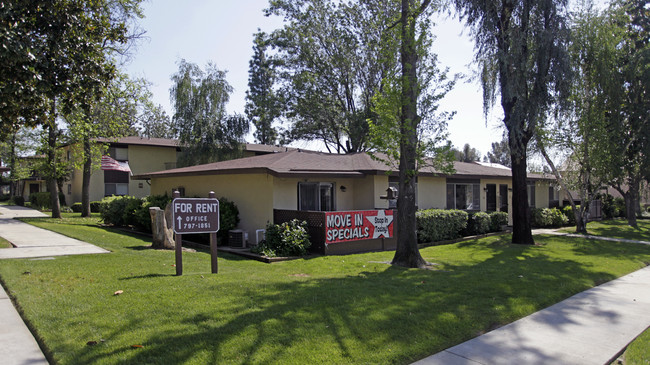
94;137;301;154
134;150;552;181
94;136;181;149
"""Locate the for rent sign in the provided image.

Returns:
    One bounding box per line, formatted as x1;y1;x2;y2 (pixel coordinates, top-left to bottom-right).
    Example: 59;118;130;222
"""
172;198;220;234
325;210;394;244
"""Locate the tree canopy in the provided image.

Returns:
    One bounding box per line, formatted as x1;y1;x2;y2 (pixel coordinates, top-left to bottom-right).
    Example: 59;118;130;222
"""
263;0;405;153
170;60;249;167
453;0;572;244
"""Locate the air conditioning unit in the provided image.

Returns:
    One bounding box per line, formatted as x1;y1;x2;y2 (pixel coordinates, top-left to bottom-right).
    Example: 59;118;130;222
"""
228;229;247;248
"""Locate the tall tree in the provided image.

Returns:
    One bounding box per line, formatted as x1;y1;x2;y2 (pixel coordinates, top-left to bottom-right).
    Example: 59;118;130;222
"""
1;0;143;217
453;0;571;244
452;143;481;162
246;31;281;145
535;0;621;233
389;0;449;268
486;135;510;167
604;0;650;227
170;60;249;167
264;0;402;153
138;103;176;139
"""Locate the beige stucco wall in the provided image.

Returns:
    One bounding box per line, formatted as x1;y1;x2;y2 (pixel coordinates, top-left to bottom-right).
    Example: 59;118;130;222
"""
418;176;447;209
373;175;389;209
272;176;375;211
151;173;274;241
534;180;550;209
66;144;179;204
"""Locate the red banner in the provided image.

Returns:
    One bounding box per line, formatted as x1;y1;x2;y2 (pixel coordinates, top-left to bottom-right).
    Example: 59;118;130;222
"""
325;210;394;244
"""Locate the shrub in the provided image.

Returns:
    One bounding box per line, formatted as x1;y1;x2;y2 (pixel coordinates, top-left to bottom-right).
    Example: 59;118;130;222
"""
488;211;509;232
562;205;576;225
531;208;568;228
12;196;25;206
598;193;617;219
219;197;240;242
464;212;491;236
28;192;66;210
0;194;10;201
613;197;626;217
71;203;82;213
549;208;569;227
416;209;468;243
71;201;103;214
29;192;50;209
99;195;143;227
90;201;101;213
133;194;172;232
253;219;311;257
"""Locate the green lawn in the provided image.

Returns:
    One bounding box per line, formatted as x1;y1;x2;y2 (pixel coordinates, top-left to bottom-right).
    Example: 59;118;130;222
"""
0;236;12;248
0;216;649;364
561;219;650;242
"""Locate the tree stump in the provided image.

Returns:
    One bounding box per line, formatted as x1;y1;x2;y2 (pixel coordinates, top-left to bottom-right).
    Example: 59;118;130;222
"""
150;207;175;249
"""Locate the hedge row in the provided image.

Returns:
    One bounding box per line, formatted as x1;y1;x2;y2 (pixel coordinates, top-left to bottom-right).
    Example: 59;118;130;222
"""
71;201;102;213
416;209;510;243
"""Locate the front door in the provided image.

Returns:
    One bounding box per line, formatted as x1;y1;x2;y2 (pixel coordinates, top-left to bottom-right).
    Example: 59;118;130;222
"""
29;183;39;194
499;184;509;212
486;184;497;211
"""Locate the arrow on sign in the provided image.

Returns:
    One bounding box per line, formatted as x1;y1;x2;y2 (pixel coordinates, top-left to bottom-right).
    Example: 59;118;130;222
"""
177;216;182;230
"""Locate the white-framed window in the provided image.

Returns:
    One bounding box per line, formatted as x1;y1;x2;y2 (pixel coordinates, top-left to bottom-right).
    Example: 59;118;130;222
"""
298;182;334;211
104;170;129;196
447;182;480;210
105;183;128;196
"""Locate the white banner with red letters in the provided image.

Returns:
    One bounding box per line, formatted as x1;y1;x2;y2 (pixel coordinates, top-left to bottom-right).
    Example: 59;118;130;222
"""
325;210;394;244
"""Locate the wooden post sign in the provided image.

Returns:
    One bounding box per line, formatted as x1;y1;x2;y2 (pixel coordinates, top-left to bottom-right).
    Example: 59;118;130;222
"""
172;191;220;275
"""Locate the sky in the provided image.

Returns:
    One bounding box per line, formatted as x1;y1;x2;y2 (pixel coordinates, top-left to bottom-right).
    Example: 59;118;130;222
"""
124;0;595;157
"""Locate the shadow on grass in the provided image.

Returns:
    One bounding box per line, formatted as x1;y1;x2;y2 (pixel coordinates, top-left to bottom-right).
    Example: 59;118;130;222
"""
578;220;650;240
119;273;175;280
70;241;622;365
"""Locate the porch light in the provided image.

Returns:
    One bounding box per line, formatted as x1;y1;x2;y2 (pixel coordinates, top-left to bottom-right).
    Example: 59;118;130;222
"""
340;185;347;192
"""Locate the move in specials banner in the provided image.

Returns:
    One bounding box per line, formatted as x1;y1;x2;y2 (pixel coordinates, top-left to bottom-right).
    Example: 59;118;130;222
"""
325;210;394;244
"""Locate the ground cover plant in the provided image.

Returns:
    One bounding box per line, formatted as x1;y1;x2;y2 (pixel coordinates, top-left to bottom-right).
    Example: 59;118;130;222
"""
0;215;649;364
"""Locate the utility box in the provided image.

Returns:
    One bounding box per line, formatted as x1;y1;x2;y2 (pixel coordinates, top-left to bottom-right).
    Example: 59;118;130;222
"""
228;229;246;248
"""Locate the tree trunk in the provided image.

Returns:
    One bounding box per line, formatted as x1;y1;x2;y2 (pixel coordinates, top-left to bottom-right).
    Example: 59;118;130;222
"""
510;156;534;244
47;106;61;218
9;131;16;197
81;137;92;217
624;191;638;228
391;0;427;269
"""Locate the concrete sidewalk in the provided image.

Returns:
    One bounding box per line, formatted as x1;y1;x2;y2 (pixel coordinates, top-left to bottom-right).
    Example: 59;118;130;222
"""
414;264;650;365
0;205;110;259
0;284;49;365
0;205;109;365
